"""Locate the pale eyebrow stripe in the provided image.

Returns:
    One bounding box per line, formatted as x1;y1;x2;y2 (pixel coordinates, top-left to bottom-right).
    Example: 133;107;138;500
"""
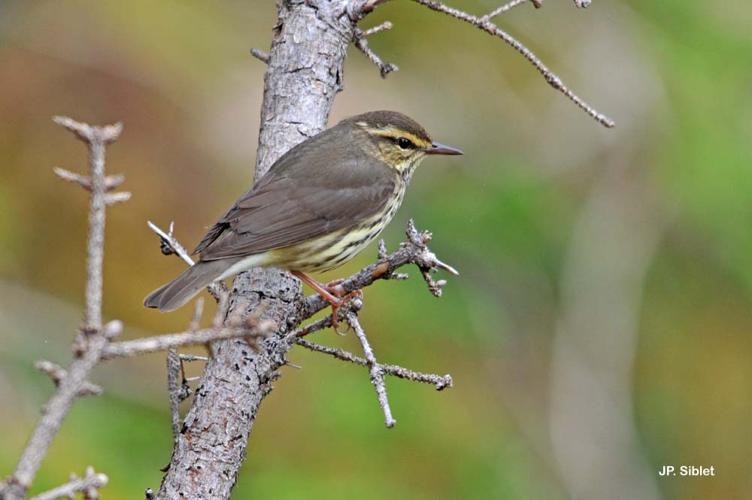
361;126;431;148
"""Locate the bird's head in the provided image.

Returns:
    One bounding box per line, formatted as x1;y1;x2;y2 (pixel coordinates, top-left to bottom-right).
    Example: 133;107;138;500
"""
342;110;463;175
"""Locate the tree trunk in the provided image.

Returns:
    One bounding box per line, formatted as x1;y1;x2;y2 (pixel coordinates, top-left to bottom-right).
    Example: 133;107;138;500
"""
155;1;355;498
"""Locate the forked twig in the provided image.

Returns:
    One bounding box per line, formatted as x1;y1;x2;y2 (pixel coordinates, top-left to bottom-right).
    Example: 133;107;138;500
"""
352;0;613;127
346;312;396;427
353;24;398;78
30;467;108;500
289;220;456;426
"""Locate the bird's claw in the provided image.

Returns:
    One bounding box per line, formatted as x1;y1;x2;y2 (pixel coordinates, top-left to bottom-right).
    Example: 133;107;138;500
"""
328;288;363;332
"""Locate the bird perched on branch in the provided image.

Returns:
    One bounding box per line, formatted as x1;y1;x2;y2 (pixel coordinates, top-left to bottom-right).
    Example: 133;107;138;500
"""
145;110;462;319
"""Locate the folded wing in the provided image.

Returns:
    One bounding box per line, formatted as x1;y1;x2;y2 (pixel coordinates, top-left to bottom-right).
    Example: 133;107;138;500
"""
194;153;396;262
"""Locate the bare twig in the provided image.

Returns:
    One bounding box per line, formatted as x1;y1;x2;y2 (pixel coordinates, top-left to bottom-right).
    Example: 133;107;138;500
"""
146;221;226;301
55;166;131;206
295;339;452;390
35;360;102;397
481;0;528;21
147;221;194;266
345;312;395;427
293;315;334;338
30;467;108;500
53;167;124;192
212;288;231;329
100;322;275;360
104;191;132;206
189;297;205;332
361;20;393;37
353;27;398;78
179;354;209;362
52;116;122;331
410;0;614;127
250;48;270;63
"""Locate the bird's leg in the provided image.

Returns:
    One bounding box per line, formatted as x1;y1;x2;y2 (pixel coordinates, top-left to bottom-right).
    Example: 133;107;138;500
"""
292;271;341;305
324;279;364;307
322;277;363;311
292;271;361;330
292;271;347;328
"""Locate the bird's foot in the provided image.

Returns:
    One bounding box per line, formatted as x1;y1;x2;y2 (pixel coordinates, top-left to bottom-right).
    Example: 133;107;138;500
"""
327;289;363;334
291;271;360;332
325;278;346;298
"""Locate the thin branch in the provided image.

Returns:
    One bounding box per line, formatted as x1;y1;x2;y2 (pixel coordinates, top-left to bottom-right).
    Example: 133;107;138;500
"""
35;360;102;397
55;166;131;207
30;467;108;500
146;221;226;301
409;0;615;127
353;27;398;78
189;297;204;332
481;0;528;21
147;221;194;266
250;48;270;63
361;20;393;37
100;322;276;360
104;191;132;206
53;167;124;192
179;354;208;362
52;116;122;331
293;315;334;338
295;339;453;390
212;288;231;329
346;312;395;427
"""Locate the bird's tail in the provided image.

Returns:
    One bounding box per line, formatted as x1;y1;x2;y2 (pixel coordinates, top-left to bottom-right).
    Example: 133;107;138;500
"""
144;259;235;312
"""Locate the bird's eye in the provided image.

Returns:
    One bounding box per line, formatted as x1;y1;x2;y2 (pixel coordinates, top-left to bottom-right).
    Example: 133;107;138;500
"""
397;137;414;149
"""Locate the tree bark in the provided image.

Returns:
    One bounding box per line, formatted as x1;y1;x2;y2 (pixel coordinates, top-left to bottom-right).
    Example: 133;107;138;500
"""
155;1;355;498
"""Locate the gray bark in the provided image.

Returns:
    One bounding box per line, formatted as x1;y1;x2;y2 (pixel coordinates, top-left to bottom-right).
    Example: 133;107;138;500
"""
155;1;356;498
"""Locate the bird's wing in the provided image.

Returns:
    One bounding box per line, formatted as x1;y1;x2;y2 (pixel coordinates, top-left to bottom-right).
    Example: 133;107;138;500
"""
194;154;397;261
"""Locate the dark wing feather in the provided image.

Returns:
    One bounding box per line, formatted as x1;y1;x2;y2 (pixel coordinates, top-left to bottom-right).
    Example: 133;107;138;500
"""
195;132;397;261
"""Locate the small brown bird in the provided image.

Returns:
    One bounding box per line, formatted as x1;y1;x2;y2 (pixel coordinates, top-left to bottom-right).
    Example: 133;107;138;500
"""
145;110;462;314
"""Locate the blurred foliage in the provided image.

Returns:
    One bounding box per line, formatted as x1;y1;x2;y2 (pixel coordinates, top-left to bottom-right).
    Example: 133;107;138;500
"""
1;0;751;498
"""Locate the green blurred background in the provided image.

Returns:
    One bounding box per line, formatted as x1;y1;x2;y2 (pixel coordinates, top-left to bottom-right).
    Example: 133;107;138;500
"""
1;0;751;498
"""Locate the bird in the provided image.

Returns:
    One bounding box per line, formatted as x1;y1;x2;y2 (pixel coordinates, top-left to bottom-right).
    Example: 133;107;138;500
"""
144;110;462;317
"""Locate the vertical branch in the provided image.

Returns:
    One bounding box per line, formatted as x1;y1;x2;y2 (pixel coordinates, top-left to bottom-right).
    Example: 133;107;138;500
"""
154;1;356;498
166;349;184;440
0;118;123;499
51;117;123;331
83;130;107;330
346;312;396;428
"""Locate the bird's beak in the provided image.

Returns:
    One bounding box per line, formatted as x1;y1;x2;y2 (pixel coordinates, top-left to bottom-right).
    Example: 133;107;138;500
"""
423;142;463;156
